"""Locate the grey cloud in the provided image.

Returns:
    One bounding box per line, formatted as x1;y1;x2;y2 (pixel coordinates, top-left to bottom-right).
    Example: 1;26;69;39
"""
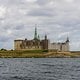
0;0;79;50
28;8;53;17
36;0;50;5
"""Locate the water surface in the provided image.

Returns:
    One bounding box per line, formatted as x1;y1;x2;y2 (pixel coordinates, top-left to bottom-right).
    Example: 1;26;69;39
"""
0;58;80;80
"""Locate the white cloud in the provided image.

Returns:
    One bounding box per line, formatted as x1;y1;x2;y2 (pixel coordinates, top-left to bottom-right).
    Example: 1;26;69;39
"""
0;0;79;50
7;29;12;35
58;32;69;38
65;0;74;3
26;0;37;2
0;6;6;18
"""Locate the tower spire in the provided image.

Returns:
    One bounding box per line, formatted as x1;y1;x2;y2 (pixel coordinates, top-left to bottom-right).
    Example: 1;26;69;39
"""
45;34;47;40
34;24;38;40
38;34;40;40
66;36;69;42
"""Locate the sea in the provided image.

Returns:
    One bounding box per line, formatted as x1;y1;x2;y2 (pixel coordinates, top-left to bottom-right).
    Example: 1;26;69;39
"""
0;58;80;80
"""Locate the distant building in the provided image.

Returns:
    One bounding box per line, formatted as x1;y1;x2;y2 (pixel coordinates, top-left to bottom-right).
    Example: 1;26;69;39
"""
48;37;69;52
14;27;69;52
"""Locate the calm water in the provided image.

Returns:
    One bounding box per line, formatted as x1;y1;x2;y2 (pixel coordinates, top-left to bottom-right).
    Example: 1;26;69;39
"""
0;58;80;80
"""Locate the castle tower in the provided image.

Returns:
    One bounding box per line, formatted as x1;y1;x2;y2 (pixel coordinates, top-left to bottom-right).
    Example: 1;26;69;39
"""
45;34;47;40
66;37;70;51
14;40;23;50
38;34;40;40
34;27;38;40
41;35;48;50
66;37;69;43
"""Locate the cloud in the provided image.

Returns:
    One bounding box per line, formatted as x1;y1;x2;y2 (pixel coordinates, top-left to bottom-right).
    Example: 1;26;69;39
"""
0;0;79;50
65;0;74;3
0;6;6;19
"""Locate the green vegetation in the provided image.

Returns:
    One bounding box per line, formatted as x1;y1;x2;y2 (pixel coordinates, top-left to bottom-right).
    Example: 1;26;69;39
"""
0;50;80;58
0;50;48;58
1;48;7;51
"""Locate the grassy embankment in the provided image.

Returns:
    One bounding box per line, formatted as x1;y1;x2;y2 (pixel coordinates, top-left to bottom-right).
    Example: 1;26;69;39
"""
0;50;80;58
0;50;48;58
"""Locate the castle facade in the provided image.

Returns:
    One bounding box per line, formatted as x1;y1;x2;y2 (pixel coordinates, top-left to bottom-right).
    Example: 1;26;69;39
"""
14;27;69;52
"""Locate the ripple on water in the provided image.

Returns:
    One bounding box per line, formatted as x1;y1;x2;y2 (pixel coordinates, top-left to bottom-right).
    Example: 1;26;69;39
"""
0;58;79;80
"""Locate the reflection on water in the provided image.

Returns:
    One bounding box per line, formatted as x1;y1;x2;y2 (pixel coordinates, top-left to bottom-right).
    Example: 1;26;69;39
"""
0;58;80;80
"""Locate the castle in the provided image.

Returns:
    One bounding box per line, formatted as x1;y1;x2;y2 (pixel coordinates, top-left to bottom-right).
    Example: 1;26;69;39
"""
14;27;69;52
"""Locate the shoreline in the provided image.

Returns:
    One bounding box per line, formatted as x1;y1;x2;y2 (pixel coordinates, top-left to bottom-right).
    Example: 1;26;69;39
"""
0;50;80;58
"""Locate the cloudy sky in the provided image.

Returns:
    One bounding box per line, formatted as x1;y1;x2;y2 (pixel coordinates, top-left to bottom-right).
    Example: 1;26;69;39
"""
0;0;80;51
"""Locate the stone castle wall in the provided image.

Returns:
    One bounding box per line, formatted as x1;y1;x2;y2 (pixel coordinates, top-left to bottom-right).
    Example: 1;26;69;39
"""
14;28;69;51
